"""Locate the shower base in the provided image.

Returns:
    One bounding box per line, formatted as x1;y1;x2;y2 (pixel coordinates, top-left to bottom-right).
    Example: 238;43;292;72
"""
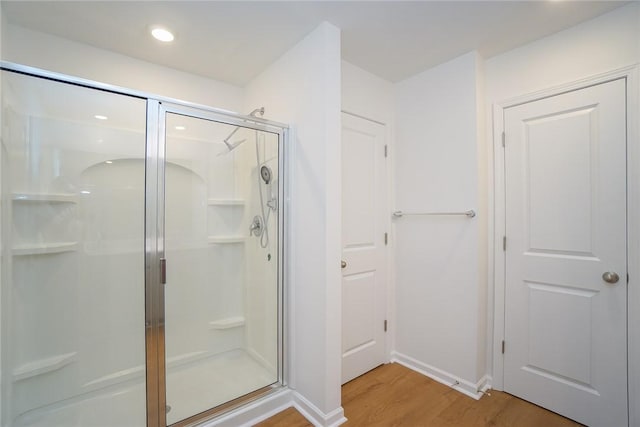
13;349;276;427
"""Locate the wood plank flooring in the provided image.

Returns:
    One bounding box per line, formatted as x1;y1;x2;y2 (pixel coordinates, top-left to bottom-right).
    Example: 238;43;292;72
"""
256;363;583;427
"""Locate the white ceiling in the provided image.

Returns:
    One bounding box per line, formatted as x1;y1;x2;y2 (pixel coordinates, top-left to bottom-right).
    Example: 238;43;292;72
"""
1;1;629;86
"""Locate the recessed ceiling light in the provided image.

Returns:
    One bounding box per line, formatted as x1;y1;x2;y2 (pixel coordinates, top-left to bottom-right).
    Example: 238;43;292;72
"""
151;27;175;43
94;115;108;120
175;125;186;130
105;160;113;164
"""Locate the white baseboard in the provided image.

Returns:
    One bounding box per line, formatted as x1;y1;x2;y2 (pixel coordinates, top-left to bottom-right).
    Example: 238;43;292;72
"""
476;374;492;395
293;392;347;427
391;351;492;400
197;388;347;427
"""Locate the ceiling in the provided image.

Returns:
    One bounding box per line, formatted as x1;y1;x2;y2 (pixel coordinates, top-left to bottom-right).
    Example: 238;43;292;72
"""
1;1;629;86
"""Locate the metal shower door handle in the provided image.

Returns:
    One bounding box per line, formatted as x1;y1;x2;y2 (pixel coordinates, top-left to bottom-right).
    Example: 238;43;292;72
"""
602;271;619;284
160;258;167;284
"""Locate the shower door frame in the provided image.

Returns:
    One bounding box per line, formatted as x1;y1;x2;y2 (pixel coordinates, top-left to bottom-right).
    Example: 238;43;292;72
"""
149;102;288;427
0;62;289;427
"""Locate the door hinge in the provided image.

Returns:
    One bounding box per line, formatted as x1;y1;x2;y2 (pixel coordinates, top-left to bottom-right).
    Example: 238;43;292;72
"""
384;320;388;332
160;258;167;285
384;145;388;158
501;340;505;354
627;273;630;284
501;131;505;147
503;236;506;251
384;232;388;245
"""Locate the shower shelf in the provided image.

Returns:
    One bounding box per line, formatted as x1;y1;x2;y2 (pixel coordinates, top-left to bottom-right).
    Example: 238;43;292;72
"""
13;242;79;256
207;199;245;206
13;352;77;381
208;236;245;244
208;316;245;330
12;193;78;203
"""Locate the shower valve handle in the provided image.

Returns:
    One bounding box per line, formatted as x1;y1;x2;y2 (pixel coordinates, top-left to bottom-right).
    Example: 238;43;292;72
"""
250;215;263;237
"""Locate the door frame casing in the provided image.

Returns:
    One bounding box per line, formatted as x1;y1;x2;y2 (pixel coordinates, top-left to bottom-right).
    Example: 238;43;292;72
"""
491;65;639;426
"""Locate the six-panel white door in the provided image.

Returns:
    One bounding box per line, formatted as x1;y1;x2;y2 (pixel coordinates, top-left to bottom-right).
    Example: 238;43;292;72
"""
341;113;388;384
503;79;627;426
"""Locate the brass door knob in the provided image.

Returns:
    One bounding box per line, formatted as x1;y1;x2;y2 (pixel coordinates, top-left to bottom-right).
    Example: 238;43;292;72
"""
341;260;347;269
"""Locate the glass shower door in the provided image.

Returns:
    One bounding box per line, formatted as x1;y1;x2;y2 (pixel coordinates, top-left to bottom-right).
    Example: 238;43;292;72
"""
161;110;281;425
1;70;147;427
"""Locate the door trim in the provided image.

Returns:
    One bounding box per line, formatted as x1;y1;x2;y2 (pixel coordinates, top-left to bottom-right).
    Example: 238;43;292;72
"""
491;65;639;426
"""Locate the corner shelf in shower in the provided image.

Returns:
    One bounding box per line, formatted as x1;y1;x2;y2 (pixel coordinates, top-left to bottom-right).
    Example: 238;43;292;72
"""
208;316;245;330
11;193;79;255
13;242;79;256
208;236;245;244
12;193;78;203
13;352;77;382
207;199;245;206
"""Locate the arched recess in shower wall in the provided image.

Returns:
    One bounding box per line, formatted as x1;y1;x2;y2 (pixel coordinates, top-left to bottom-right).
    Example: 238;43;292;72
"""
0;63;287;427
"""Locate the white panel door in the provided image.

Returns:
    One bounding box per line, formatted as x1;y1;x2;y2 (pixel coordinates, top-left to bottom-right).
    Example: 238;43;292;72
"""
504;79;627;426
341;113;388;384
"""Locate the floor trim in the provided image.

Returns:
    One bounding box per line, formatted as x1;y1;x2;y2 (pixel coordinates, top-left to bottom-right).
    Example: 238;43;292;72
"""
391;352;492;400
293;392;347;427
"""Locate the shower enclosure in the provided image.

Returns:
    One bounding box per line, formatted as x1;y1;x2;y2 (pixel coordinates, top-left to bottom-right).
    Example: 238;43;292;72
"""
0;64;286;427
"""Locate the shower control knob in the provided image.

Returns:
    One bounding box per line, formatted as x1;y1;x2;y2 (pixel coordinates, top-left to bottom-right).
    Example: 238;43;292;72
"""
341;260;347;269
250;215;263;237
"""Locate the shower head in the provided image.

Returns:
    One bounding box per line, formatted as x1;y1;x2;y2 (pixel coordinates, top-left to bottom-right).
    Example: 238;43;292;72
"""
260;165;272;184
222;137;246;152
219;126;248;156
219;107;266;155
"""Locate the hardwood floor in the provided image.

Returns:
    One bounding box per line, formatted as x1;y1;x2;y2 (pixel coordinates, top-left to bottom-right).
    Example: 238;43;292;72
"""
256;363;583;427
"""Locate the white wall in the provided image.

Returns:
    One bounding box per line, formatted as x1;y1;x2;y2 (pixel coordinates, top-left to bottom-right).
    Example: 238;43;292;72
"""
485;3;640;423
341;60;394;125
245;22;344;424
393;51;487;393
1;23;243;111
485;3;639;102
